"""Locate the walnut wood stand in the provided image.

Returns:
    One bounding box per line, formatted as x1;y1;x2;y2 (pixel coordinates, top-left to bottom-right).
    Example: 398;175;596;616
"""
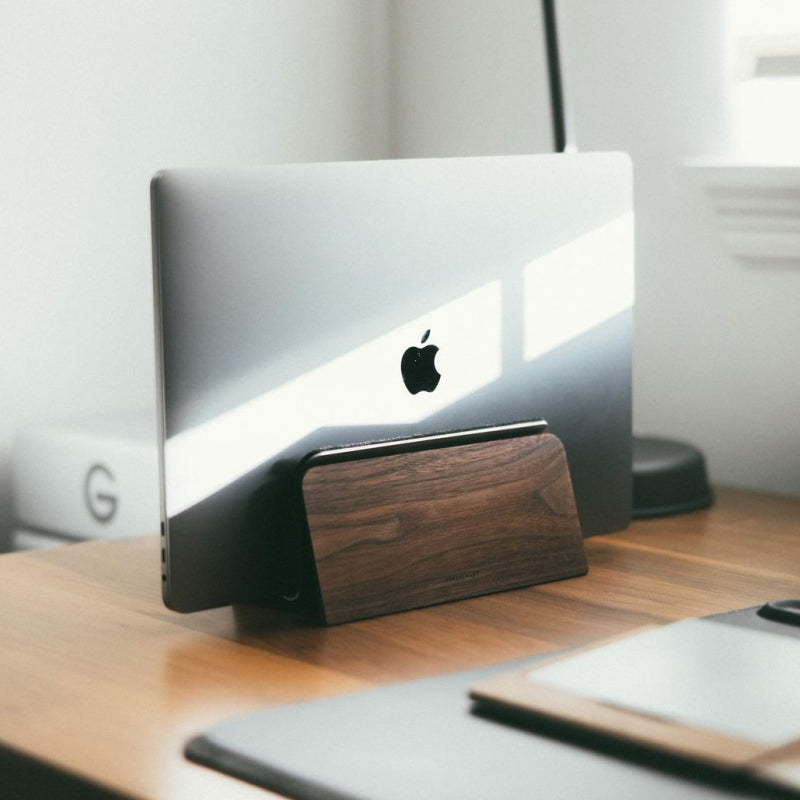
299;430;588;624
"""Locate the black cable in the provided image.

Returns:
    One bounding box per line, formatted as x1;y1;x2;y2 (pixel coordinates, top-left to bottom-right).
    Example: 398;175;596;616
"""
542;0;568;152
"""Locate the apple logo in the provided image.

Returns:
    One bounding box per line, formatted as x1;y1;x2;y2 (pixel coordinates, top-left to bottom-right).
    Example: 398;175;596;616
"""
401;329;441;394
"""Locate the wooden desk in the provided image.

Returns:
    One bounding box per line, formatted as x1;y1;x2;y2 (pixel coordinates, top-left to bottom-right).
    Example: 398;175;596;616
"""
1;488;798;799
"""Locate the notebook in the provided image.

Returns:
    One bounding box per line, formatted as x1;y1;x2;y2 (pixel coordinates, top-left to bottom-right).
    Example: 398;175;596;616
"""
472;615;800;788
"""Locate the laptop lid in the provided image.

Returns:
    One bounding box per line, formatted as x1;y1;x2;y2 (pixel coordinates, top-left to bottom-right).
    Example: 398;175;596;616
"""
151;153;633;612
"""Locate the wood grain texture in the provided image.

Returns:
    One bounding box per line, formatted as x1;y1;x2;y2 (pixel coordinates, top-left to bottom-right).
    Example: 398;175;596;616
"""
0;488;797;798
301;432;587;623
472;669;767;769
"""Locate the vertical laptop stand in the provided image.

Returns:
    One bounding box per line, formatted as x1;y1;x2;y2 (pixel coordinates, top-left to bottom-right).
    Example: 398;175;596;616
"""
297;426;587;624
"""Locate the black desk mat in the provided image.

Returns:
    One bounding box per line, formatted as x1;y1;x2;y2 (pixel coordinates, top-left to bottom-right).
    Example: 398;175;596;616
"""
187;606;800;800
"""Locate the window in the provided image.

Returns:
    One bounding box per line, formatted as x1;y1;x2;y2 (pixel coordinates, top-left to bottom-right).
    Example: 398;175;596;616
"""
726;0;800;163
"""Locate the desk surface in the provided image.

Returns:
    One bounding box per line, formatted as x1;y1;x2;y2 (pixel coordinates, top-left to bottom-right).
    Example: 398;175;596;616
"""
1;488;798;799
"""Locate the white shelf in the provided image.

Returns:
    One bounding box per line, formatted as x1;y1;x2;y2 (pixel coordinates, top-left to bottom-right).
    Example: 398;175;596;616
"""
686;162;800;268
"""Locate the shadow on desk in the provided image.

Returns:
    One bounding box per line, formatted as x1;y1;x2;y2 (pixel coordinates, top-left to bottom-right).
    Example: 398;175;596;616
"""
1;743;135;800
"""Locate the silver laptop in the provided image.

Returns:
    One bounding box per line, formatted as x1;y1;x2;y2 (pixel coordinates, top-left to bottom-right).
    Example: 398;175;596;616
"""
151;153;634;613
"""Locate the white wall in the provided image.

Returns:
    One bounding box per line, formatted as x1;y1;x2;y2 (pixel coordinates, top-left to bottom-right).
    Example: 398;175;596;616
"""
387;0;554;157
0;0;390;548
558;0;800;497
